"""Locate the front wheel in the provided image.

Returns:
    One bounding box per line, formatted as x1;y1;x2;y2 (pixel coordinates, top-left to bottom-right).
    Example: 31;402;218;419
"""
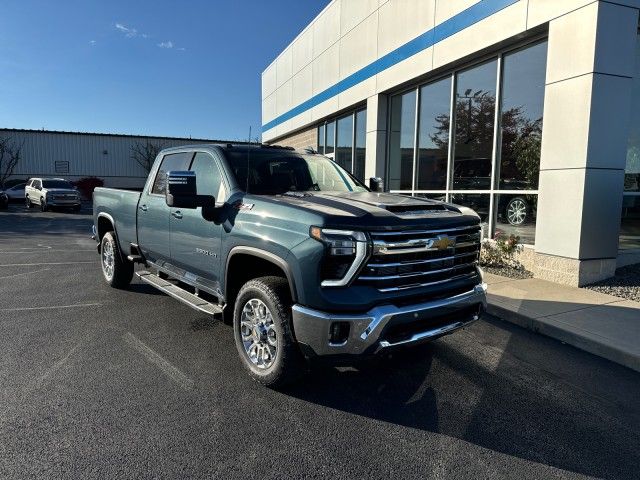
40;198;48;212
25;197;33;209
100;231;133;288
233;276;305;388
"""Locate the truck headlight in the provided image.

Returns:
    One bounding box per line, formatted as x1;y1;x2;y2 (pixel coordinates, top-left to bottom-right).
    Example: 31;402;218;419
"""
310;227;368;287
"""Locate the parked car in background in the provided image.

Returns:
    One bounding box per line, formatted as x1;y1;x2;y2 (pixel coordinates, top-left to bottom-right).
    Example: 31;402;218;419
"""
0;190;8;209
4;183;26;202
25;178;82;212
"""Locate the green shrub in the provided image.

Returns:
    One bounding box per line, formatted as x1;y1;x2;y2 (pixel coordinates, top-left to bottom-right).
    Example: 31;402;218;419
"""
480;232;523;269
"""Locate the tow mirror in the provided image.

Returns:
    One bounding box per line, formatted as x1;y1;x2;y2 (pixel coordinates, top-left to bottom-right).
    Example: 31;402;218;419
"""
369;177;384;192
166;171;215;210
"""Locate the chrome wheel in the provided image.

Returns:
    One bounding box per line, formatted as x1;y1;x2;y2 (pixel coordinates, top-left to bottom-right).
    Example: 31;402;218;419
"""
102;238;115;281
239;298;277;370
506;198;527;226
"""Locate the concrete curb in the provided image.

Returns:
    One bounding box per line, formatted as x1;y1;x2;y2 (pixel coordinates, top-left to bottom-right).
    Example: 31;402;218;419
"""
487;303;640;373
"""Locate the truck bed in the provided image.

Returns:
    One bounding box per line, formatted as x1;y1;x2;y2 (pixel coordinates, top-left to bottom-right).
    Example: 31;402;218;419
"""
93;187;142;253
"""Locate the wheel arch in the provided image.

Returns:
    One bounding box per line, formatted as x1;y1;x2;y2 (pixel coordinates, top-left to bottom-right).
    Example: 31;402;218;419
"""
225;247;298;308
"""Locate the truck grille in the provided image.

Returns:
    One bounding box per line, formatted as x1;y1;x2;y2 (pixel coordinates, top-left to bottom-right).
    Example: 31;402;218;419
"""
356;225;481;292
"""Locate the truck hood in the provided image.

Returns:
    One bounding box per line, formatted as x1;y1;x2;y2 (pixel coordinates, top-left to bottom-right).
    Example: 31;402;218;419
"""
257;191;480;230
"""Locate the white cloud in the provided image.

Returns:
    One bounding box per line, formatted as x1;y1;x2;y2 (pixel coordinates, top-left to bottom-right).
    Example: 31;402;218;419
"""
89;40;96;45
157;41;174;49
115;23;137;37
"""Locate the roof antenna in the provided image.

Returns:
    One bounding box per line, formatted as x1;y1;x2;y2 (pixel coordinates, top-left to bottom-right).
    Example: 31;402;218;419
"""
246;126;251;193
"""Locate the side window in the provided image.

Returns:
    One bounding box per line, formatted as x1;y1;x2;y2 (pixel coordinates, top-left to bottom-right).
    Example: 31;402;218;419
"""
190;152;224;200
151;152;193;195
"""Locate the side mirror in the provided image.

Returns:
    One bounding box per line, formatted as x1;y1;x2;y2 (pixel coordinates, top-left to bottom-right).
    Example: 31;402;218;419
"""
369;177;384;192
166;171;215;209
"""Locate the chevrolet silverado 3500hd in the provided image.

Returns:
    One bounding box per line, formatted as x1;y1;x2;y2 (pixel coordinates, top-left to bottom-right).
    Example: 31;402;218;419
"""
92;144;486;387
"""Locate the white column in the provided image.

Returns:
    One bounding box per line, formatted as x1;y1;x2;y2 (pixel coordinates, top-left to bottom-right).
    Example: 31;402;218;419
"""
365;94;388;182
534;1;639;286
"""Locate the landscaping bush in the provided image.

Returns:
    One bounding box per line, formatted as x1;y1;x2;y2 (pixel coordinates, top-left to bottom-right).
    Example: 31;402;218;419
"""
74;177;104;200
480;232;523;269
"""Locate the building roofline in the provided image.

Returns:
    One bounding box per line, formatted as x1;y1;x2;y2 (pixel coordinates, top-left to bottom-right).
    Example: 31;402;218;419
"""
0;127;250;144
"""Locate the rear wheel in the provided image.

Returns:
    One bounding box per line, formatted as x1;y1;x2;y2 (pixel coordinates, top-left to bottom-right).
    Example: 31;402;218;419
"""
100;231;134;288
233;276;305;388
40;197;48;212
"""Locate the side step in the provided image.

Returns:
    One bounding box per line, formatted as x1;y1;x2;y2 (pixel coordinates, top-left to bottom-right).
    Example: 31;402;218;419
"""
136;270;222;316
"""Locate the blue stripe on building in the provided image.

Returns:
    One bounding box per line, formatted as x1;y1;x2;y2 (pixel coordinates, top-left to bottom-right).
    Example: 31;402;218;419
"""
262;0;519;133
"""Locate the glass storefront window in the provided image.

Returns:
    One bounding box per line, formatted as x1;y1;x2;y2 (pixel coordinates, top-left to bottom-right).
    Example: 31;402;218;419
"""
317;124;325;154
449;193;491;238
620;196;640;250
494;194;537;244
355;109;366;181
325;120;335;155
336;115;353;172
388;90;417;190
498;41;547;190
452;60;497;190
416;77;451;190
626;36;640;193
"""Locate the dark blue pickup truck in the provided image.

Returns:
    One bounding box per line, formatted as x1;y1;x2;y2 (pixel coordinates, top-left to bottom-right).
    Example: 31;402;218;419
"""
93;144;486;387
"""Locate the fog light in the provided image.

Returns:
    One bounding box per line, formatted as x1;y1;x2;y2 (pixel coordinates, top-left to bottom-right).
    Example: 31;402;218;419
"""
329;322;350;345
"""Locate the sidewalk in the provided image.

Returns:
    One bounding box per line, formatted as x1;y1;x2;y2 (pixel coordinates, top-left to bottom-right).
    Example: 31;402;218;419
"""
484;272;640;372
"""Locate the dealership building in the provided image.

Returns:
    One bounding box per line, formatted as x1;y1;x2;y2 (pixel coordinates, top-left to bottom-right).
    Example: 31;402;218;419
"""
261;0;640;286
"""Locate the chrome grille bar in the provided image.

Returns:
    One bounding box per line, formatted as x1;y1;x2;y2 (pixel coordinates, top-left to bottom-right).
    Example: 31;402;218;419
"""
370;225;481;236
366;251;478;269
373;233;480;255
378;272;478;293
359;262;477;281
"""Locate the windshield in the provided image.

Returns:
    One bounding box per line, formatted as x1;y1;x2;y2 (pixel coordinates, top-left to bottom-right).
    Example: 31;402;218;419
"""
226;151;368;195
42;180;74;189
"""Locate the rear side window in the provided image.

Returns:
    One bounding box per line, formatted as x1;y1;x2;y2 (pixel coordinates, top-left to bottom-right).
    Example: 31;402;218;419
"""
151;152;193;195
189;152;224;200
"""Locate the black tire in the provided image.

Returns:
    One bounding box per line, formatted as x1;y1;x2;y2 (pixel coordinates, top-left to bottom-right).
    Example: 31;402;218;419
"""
40;198;48;212
73;205;81;213
100;231;134;289
233;276;305;388
25;196;33;209
504;196;529;226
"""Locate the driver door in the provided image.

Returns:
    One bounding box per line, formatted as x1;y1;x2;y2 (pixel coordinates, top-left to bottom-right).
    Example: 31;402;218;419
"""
169;151;225;295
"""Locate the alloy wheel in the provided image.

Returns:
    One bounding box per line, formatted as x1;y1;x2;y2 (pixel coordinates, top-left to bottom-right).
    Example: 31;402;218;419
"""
102;239;115;281
507;198;527;226
239;298;277;369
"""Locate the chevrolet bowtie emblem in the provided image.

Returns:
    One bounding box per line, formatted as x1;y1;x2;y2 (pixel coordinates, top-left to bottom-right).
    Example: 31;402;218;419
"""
430;234;455;250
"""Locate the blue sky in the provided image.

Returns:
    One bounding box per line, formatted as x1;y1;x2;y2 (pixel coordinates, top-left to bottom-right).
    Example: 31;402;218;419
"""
0;0;327;141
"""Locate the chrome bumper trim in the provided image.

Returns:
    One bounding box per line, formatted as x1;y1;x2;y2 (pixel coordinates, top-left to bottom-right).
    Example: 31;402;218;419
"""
292;283;487;356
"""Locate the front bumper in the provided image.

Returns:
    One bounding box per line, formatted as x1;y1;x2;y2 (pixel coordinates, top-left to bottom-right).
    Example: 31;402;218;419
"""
292;283;487;357
47;199;81;206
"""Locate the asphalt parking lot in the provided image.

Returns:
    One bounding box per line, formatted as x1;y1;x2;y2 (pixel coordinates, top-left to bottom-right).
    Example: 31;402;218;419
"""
1;203;639;479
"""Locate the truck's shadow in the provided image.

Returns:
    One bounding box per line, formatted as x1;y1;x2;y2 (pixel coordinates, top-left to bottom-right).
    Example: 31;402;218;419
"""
284;318;640;480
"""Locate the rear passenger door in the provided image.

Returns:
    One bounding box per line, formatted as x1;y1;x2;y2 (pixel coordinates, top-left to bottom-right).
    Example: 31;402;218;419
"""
137;152;193;265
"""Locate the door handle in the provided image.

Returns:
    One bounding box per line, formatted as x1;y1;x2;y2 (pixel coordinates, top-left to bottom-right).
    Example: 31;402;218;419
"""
172;211;183;219
139;204;148;212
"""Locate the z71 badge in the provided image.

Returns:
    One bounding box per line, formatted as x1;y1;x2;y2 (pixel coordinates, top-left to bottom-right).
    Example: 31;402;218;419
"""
196;248;217;257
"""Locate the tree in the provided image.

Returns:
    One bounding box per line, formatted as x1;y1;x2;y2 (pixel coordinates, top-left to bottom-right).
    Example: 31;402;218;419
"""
0;137;24;188
131;140;165;173
430;91;543;189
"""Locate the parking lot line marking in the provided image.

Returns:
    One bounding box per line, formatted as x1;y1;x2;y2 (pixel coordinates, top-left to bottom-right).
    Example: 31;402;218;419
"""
0;261;95;267
123;332;195;391
0;268;50;279
1;302;102;312
35;343;80;389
